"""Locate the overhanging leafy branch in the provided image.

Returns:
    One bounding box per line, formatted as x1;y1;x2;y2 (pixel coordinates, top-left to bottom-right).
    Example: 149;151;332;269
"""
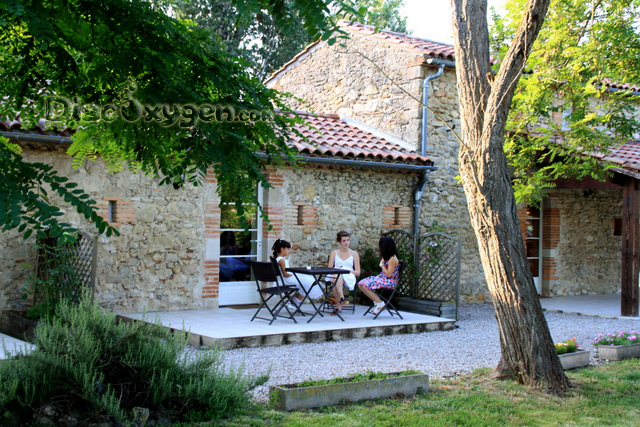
0;139;118;243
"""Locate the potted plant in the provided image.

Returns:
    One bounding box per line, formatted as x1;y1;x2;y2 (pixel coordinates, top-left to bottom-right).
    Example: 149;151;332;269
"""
359;248;379;278
593;331;640;361
555;338;589;369
269;370;429;411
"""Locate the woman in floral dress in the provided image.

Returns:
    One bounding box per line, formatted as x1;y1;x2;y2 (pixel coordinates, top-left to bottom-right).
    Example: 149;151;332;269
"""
358;236;399;315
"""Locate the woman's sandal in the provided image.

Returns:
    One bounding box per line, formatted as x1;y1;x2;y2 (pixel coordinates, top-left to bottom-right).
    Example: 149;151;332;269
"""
371;303;386;315
331;299;343;316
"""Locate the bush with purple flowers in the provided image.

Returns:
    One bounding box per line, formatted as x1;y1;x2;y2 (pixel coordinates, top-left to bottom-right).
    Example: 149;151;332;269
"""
592;331;640;346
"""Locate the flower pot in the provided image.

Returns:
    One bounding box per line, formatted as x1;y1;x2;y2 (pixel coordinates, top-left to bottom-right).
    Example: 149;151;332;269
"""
0;310;38;342
558;349;590;370
269;372;429;411
596;342;640;361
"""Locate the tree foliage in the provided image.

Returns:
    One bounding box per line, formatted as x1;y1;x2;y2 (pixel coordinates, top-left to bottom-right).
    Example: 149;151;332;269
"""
171;0;313;80
173;0;410;81
340;0;410;33
491;0;640;203
0;0;350;238
0;137;116;243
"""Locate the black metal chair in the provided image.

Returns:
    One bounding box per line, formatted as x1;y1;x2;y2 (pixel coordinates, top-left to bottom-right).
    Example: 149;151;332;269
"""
321;261;359;314
270;256;307;316
250;261;299;325
362;260;405;320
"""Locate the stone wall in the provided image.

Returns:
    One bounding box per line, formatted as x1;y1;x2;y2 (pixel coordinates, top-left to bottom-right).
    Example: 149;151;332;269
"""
0;146;210;314
269;32;486;301
549;189;622;295
270;34;425;146
271;166;418;267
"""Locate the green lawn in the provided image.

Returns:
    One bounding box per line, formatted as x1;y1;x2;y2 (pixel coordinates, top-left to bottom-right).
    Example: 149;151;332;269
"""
200;359;640;427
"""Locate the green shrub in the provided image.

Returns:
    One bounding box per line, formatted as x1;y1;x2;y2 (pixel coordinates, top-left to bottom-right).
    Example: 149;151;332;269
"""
360;248;380;276
0;294;263;424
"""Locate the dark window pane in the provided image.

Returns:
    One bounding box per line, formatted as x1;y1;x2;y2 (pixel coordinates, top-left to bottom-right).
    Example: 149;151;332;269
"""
529;258;539;277
613;217;622;236
220;229;257;282
526;238;539;258
525;218;540;238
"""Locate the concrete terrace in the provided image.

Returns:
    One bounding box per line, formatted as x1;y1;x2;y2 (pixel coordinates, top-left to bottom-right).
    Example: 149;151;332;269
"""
118;303;455;350
2;292;638;359
0;333;34;360
539;292;640;319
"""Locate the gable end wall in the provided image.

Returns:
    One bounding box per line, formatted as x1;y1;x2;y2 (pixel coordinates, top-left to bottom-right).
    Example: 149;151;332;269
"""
270;32;487;301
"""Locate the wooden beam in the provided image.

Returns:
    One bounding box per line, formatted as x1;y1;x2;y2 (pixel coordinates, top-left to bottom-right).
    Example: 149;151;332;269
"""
553;175;621;190
620;177;640;316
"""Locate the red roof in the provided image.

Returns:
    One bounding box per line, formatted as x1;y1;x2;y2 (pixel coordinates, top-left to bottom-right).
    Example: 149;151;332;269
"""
595;141;640;174
1;113;433;167
601;79;640;94
288;111;432;166
547;133;640;176
338;21;456;61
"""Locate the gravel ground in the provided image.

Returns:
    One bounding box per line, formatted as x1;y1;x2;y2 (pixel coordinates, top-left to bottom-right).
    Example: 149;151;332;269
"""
211;304;640;404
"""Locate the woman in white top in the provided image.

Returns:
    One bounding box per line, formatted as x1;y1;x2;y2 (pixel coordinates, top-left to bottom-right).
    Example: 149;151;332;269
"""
272;239;323;308
327;231;360;314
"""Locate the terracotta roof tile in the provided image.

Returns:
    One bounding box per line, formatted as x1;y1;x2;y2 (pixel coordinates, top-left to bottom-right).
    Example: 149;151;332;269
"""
548;134;640;175
339;21;456;61
288;111;433;166
601;79;640;94
595;140;640;173
2;113;433;168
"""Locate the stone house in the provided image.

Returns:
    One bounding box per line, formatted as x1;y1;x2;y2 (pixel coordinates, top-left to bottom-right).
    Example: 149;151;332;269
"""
266;21;640;313
0;113;433;313
3;22;639;315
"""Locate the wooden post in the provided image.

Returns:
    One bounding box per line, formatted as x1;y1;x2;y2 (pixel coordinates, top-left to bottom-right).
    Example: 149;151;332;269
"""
620;177;640;316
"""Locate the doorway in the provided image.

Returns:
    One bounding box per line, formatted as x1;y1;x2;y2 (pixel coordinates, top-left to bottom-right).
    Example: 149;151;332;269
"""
524;205;543;294
218;188;263;305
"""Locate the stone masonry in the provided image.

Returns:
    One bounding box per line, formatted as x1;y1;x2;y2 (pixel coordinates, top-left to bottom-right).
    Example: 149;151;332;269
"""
543;189;622;296
0;144;425;312
0;146;212;314
269;31;486;301
273;165;418;267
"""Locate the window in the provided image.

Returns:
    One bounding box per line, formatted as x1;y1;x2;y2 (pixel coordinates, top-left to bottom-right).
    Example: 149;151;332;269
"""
613;217;622;236
524;205;542;294
219;192;262;283
108;200;117;223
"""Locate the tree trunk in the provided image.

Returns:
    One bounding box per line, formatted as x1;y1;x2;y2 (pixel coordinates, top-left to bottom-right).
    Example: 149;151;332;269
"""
450;0;569;394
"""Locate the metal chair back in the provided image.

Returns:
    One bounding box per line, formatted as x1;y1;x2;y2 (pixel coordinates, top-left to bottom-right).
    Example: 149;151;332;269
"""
249;261;298;324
